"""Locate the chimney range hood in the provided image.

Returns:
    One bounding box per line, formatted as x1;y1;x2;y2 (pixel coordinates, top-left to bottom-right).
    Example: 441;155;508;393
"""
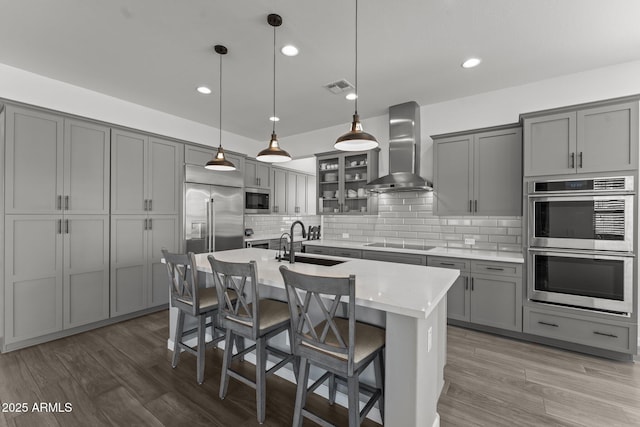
365;101;432;193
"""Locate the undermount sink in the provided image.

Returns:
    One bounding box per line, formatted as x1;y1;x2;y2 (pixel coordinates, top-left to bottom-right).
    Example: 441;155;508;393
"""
279;255;346;266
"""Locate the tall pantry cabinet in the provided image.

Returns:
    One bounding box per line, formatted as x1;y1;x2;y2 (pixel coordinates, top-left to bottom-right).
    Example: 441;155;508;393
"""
110;129;182;316
3;105;111;346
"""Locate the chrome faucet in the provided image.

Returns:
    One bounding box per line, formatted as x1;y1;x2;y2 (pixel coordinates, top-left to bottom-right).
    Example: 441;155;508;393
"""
276;232;291;262
289;220;307;263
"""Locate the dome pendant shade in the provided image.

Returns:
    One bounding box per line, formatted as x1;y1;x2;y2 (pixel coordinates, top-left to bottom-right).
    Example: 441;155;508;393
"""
205;145;236;171
256;132;291;163
334;114;379;151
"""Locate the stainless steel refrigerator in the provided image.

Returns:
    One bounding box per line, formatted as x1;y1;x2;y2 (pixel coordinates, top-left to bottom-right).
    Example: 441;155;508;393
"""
184;164;244;253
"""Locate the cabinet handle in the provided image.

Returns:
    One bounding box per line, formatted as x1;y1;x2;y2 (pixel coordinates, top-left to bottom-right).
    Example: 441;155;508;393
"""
144;219;148;230
570;152;575;169
149;199;152;211
474;200;478;212
57;219;62;234
144;199;148;211
464;277;469;290
469;200;472;212
578;151;583;168
257;177;261;186
486;267;504;271
538;321;558;327
471;277;474;291
593;331;618;338
57;195;62;210
64;196;69;210
148;218;152;230
64;219;69;234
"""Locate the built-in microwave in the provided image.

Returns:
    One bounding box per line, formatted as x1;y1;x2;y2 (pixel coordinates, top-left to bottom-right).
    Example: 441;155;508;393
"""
528;248;634;314
245;188;270;214
528;176;634;252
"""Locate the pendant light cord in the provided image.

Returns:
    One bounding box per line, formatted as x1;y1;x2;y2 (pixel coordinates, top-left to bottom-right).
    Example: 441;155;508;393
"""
219;49;223;149
354;0;359;116
272;23;277;135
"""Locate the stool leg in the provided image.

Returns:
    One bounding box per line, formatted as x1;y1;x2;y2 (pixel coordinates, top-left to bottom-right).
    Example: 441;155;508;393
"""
347;375;360;427
328;374;337;405
196;314;206;384
172;310;185;368
374;350;385;422
219;330;233;399
293;358;309;427
287;326;299;377
256;336;267;424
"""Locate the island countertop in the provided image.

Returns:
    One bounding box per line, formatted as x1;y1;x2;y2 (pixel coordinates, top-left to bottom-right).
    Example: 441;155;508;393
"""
193;247;460;320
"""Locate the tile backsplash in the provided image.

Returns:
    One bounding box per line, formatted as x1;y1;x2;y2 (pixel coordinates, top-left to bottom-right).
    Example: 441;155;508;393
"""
245;214;321;238
321;192;522;252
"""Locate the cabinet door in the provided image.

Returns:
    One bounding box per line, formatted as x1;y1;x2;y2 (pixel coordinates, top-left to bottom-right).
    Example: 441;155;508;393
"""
474;128;522;216
5;106;64;214
306;174;316;215
148;138;182;215
256;162;271;189
245;159;271;188
523;112;576;176
447;274;470;322
147;216;179;307
111;129;147;214
272;168;287;214
295;173;306;214
64;119;110;214
225;152;245;175
470;274;522;331
434;135;473;215
286;172;297;214
4;215;63;344
317;154;341;214
63;215;109;328
577;102;639;173
110;216;147;316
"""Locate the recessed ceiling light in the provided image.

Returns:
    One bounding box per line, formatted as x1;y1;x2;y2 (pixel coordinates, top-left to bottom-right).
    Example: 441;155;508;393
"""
196;86;212;94
345;93;358;101
461;58;482;69
281;45;299;56
269;116;280;122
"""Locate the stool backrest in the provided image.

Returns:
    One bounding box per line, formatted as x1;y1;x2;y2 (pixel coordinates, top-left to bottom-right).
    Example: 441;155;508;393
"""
279;266;356;369
307;225;321;240
162;249;200;316
208;256;261;337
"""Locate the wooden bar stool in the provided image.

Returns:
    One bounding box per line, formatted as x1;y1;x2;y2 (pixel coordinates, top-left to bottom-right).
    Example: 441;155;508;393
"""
162;250;226;384
208;255;297;424
280;265;385;427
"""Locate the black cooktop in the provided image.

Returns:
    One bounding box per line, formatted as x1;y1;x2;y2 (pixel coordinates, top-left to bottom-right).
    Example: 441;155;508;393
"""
365;242;435;251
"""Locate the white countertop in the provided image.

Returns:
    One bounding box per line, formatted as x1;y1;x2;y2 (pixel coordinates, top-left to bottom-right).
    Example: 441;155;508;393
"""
302;239;524;263
193;248;459;320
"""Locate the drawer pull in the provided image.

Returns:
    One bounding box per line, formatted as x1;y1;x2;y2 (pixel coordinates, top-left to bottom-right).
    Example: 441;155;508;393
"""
486;267;504;271
439;262;455;266
538;321;558;327
593;331;618;338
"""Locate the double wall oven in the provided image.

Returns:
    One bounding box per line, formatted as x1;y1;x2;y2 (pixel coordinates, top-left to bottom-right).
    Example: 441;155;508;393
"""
527;176;635;315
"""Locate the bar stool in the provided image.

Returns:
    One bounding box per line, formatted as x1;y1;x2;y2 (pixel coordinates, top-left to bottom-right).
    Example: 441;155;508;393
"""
280;265;385;427
162;250;226;385
208;255;297;424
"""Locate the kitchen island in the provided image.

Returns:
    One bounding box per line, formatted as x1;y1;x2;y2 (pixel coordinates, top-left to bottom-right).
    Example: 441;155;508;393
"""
186;247;459;427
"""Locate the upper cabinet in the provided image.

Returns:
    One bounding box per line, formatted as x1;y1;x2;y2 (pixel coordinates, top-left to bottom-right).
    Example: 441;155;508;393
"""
184;144;245;176
315;149;379;215
111;129;183;215
271;167;316;215
433;125;522;216
245;158;271;189
5;106;110;215
523;99;639;177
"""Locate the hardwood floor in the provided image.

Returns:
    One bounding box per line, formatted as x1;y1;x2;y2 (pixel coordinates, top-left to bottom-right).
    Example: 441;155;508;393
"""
0;311;637;426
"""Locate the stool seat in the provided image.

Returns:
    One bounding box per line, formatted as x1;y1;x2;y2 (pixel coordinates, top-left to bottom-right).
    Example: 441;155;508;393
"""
177;286;218;310
225;299;291;332
303;318;385;364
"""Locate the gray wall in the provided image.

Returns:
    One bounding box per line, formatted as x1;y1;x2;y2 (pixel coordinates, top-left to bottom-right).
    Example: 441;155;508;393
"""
322;191;522;252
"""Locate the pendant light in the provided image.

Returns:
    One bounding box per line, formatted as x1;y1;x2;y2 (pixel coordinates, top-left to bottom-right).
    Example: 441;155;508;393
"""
205;45;236;171
334;0;379;151
256;13;292;163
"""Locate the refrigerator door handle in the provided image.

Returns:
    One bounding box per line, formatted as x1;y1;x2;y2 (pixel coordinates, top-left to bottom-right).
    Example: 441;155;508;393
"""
209;197;215;252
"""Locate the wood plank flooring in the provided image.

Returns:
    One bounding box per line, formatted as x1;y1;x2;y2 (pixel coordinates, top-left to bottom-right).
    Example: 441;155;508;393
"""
0;311;637;426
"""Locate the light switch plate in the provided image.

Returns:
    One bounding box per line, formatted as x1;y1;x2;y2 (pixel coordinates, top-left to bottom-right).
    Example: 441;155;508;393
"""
342;233;349;239
464;238;475;245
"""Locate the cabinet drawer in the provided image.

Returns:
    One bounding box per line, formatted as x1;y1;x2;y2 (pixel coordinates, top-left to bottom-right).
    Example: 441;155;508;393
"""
524;308;632;353
362;250;426;265
332;248;362;259
471;261;521;277
304;246;334;256
427;256;470;271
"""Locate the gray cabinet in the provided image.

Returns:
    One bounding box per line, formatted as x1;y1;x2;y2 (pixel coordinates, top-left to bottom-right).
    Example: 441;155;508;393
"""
433;125;522;216
272;167;315;215
272;167;287;214
110;215;179;316
523;99;639;176
111;130;182;215
184;144;244;174
362;250;426;265
304;245;362;259
428;256;522;331
245;159;271;189
316;149;379;215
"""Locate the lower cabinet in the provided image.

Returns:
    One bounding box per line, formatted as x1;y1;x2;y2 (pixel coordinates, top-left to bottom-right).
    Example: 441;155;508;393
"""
362;250;426;265
110;215;179;316
304;245;362;259
428;256;523;332
4;214;109;346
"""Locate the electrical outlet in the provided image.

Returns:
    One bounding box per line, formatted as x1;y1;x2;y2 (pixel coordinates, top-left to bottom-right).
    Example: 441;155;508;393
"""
342;233;349;239
464;238;475;245
427;326;433;352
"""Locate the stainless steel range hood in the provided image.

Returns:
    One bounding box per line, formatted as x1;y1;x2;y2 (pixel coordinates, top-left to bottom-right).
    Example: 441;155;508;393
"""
365;101;432;193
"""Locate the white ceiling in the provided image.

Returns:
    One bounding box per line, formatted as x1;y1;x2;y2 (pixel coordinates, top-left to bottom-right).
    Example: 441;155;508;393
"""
1;0;640;144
